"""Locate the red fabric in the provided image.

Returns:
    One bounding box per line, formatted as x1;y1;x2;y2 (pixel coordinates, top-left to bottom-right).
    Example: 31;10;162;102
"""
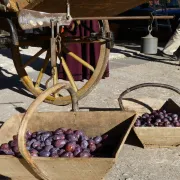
59;20;109;81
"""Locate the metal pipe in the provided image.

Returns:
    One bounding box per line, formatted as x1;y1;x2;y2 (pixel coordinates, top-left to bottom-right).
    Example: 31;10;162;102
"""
5;18;19;45
73;16;174;21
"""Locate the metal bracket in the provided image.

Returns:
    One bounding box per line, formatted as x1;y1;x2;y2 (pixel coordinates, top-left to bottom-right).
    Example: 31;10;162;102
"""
18;9;72;30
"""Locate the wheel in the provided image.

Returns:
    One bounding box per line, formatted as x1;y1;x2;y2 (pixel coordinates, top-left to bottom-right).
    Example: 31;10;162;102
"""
11;20;110;105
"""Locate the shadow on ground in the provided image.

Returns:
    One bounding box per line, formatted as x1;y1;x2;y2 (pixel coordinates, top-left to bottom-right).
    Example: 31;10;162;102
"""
111;44;179;66
0;48;54;104
0;49;52;76
0;67;34;98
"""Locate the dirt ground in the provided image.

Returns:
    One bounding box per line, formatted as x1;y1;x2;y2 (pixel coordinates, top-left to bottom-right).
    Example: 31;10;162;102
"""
0;42;180;180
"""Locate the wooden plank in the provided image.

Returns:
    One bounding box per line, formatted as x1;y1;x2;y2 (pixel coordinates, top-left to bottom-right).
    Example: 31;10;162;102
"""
134;127;180;148
34;158;114;180
0;156;39;179
11;0;146;17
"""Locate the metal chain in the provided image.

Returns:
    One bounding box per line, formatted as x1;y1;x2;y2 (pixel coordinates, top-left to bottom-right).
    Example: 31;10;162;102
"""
56;35;61;54
56;22;62;54
148;12;154;34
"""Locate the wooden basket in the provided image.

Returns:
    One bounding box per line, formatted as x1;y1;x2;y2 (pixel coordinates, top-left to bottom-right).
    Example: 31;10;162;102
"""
118;83;180;148
0;83;137;180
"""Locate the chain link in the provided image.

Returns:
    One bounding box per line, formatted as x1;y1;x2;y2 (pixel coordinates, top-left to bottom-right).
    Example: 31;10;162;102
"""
56;34;61;54
148;12;154;34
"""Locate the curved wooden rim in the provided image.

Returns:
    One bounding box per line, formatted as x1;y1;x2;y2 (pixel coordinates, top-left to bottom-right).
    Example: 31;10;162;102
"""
118;83;180;111
18;83;78;180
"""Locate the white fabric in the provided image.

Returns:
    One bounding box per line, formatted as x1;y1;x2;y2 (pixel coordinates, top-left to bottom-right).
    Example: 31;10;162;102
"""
163;23;180;55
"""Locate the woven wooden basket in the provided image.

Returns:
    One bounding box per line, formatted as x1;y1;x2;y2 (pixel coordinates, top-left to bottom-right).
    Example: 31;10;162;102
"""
0;83;136;180
118;83;180;148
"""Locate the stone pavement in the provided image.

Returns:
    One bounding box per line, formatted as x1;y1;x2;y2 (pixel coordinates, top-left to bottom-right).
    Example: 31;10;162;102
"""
0;42;179;180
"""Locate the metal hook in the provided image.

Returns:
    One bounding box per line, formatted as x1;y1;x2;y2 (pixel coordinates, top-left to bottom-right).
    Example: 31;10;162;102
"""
148;12;154;34
148;25;152;33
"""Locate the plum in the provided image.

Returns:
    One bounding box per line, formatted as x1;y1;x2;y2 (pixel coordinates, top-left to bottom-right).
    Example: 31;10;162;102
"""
65;142;76;152
172;114;178;119
53;134;65;140
45;138;52;146
54;128;64;135
60;152;73;158
50;148;59;154
39;150;50;157
155;119;161;123
32;141;41;149
44;145;53;152
0;143;9;150
93;136;102;144
30;149;38;157
174;122;180;127
66;134;78;142
54;140;66;148
41;132;52;141
80;140;88;149
58;149;65;156
74;130;84;139
79;151;91;158
65;129;73;135
88;139;95;146
31;132;37;138
12;146;19;154
89;144;96;152
73;146;82;157
26;131;32;140
134;120;141;127
3;149;15;156
50;153;59;157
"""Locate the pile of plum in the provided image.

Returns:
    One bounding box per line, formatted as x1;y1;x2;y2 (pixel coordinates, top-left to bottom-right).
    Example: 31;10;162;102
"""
135;110;180;127
0;128;108;158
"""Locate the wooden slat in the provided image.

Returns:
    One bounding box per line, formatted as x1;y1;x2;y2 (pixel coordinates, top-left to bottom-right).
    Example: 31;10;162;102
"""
12;0;146;17
134;127;180;148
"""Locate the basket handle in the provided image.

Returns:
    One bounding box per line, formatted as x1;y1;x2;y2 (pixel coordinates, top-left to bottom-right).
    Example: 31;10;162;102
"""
118;83;180;111
18;83;78;180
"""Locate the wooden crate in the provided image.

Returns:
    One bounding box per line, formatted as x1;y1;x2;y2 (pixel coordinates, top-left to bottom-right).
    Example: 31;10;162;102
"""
0;84;137;180
132;99;180;148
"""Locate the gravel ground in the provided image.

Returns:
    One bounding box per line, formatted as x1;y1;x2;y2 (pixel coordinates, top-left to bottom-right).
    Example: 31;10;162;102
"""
0;42;180;180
